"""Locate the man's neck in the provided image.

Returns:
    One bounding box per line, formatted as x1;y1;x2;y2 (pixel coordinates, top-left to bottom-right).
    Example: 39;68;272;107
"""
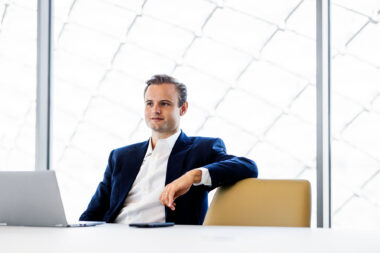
151;130;179;149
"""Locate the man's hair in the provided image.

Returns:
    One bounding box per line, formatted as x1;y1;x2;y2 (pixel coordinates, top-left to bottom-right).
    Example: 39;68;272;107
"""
144;74;187;107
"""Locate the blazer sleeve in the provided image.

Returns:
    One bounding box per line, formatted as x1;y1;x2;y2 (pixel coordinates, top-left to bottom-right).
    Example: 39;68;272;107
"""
79;150;114;221
203;138;258;189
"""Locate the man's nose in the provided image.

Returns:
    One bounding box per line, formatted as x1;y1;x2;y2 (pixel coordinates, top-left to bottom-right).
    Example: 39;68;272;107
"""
152;103;161;114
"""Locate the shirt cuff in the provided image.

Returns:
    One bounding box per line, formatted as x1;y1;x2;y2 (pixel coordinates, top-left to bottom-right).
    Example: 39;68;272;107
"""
193;168;212;186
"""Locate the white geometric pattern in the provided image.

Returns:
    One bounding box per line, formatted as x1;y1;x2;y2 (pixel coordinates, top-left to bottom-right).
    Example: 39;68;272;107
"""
331;0;380;228
0;0;36;171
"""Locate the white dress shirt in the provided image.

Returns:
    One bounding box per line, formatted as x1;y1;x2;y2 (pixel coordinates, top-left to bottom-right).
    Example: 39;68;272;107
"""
114;131;211;224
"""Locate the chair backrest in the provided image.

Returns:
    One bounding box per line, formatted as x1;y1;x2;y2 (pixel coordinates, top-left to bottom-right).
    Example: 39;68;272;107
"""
203;178;311;227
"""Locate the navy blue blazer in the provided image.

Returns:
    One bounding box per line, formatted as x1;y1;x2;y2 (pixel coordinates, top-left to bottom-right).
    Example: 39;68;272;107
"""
79;131;258;225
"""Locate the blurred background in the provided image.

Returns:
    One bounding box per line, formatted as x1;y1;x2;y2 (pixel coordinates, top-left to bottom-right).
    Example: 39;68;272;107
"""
0;0;379;228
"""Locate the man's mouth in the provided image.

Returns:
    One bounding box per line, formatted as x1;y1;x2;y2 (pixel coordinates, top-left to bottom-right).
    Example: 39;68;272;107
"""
151;117;164;121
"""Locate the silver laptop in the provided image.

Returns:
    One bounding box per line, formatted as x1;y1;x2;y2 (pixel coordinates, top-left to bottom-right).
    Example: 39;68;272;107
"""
0;171;104;227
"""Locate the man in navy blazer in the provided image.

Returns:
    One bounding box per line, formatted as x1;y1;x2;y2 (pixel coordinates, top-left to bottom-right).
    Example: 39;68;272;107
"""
80;74;258;225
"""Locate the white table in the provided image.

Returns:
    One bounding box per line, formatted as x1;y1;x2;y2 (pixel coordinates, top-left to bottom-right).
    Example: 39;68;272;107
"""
1;224;379;253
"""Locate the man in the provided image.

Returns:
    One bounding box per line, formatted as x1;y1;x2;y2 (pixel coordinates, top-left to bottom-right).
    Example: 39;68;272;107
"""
80;74;258;225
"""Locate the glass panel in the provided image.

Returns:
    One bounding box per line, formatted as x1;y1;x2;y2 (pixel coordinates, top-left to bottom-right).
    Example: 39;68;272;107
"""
53;0;316;225
0;0;37;171
331;0;380;228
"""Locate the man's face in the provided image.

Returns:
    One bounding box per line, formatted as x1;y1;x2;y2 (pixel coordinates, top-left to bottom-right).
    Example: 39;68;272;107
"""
144;83;187;135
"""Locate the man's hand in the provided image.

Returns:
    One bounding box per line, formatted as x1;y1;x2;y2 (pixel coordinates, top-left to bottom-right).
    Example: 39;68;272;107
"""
159;169;202;211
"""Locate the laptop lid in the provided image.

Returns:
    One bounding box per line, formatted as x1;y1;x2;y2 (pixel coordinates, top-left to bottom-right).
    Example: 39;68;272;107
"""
0;171;69;227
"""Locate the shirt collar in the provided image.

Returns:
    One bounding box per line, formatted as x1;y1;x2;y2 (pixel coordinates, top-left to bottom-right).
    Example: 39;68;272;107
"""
145;130;181;157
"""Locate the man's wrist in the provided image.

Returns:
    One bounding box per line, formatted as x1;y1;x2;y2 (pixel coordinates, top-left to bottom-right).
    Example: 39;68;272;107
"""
187;169;202;184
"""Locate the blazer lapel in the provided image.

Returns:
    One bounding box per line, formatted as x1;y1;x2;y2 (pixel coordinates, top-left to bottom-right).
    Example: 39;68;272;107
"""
116;140;149;208
165;131;193;185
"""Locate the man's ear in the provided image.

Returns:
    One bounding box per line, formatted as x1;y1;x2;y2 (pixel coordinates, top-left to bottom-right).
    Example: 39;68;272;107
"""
180;101;188;116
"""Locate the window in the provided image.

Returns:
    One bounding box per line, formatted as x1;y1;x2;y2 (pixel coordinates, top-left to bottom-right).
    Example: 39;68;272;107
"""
5;0;378;228
52;0;317;223
331;0;380;228
0;0;37;171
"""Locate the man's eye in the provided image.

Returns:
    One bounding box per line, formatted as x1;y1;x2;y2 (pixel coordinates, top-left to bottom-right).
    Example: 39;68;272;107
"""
161;102;169;106
146;102;153;106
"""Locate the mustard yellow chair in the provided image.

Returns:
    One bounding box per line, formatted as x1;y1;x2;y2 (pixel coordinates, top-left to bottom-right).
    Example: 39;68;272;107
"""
203;178;311;227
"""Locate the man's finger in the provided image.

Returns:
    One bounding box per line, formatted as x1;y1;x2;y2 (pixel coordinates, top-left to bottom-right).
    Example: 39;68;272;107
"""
168;189;174;209
160;187;168;205
164;187;170;206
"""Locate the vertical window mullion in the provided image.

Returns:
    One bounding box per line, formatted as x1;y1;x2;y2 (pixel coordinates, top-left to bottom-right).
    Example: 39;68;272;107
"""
316;0;331;228
36;0;53;171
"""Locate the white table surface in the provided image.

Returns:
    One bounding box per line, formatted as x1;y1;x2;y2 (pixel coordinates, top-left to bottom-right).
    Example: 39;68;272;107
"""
1;224;379;253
